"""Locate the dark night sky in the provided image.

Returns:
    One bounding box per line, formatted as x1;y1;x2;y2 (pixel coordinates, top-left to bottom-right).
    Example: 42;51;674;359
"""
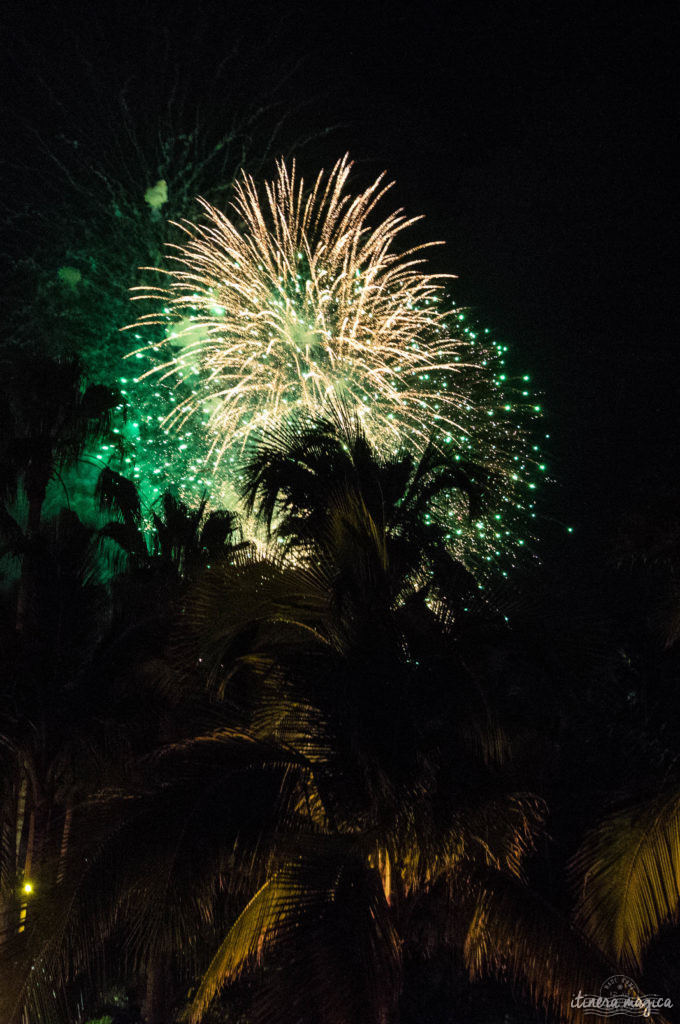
2;0;676;537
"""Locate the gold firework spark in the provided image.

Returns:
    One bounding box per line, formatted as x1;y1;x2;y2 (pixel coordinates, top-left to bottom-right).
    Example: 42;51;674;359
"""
125;155;482;467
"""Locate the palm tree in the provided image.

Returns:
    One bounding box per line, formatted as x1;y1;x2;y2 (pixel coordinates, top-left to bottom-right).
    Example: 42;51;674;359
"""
242;412;486;598
172;420;620;1023
96;467;244;584
572;785;680;976
0;472;246;1023
95;470;246;708
566;493;680;995
0;509;113;958
0;352;119;970
6;422;648;1023
0;349;119;631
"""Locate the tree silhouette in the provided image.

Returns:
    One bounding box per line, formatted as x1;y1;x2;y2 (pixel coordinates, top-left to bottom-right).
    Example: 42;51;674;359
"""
0;350;118;631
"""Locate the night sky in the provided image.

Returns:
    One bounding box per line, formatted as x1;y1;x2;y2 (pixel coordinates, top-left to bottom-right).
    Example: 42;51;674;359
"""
2;0;675;536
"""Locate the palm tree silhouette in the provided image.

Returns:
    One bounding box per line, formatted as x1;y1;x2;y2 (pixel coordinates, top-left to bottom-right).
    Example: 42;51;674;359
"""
0;350;118;632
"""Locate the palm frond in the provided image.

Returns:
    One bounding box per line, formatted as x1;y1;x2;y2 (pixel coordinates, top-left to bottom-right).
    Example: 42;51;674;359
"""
179;549;331;692
572;784;680;970
95;467;142;527
98;519;149;562
187;854;401;1024
463;868;660;1024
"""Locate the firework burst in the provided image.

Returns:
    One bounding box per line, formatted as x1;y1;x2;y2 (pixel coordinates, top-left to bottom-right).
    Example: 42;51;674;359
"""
124;155;488;464
122;156;544;567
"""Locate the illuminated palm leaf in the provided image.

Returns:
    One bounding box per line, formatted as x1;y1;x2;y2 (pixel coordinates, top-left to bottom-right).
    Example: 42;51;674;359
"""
462;867;661;1024
187;852;401;1024
573;785;680;971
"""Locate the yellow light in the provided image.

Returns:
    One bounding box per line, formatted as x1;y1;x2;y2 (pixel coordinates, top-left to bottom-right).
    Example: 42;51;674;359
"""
23;882;33;895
